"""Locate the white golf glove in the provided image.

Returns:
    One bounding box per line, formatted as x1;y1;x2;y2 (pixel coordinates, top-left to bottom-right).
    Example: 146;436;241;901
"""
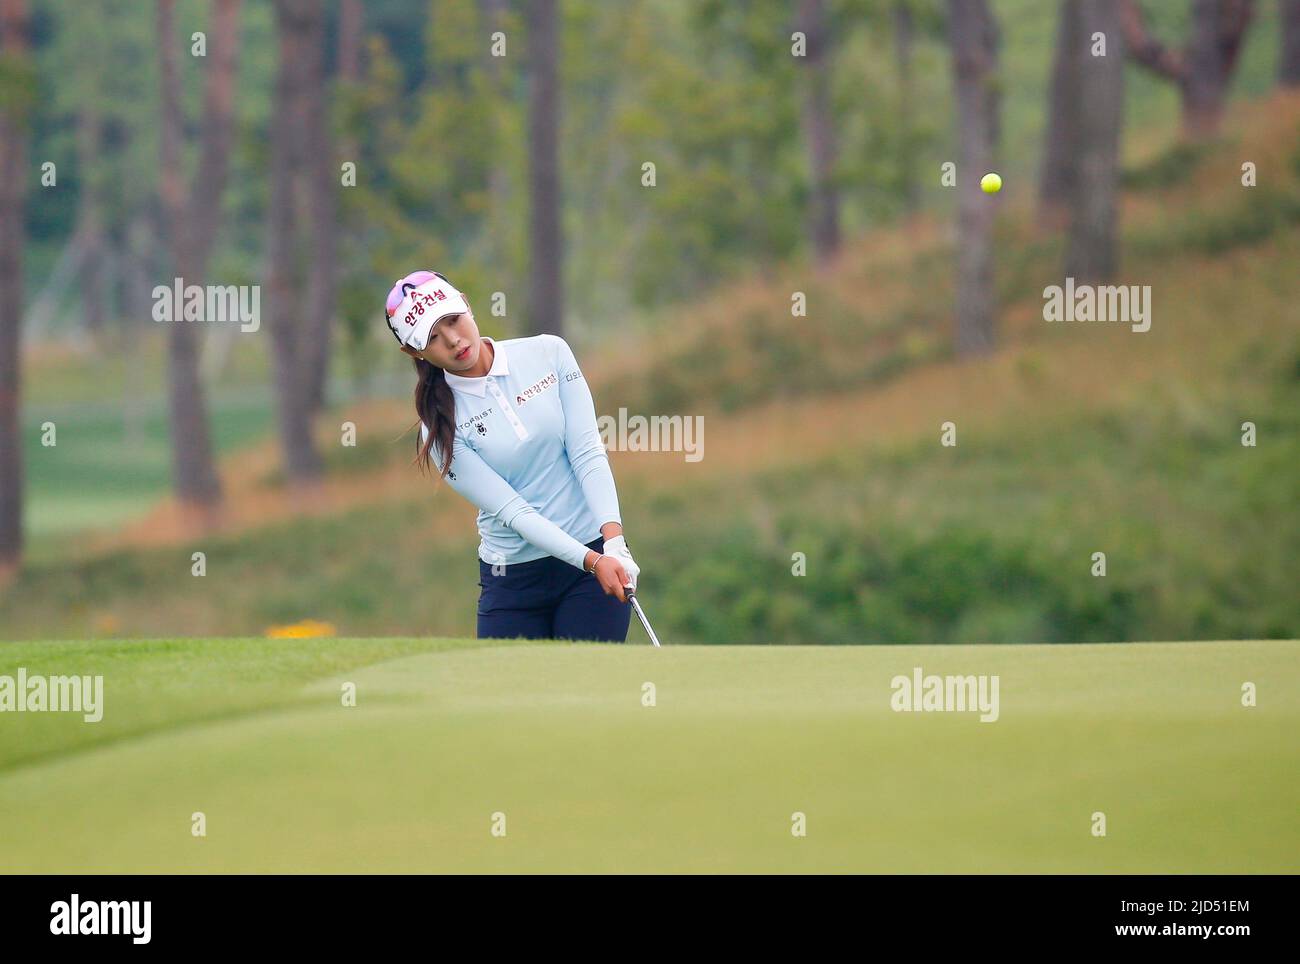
602;534;640;592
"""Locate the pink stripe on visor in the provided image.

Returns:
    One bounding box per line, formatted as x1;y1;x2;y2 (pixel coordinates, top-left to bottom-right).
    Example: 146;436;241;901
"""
385;270;438;317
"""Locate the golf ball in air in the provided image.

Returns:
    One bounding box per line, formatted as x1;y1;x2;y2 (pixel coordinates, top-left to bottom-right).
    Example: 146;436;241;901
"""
981;172;1002;194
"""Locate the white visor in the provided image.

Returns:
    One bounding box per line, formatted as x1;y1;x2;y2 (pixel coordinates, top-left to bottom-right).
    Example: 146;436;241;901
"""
387;276;470;350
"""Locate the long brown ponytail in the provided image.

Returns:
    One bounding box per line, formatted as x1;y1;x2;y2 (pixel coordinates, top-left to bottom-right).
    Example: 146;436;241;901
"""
413;356;456;479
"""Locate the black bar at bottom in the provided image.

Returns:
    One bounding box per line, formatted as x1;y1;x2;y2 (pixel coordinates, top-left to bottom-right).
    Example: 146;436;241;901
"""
0;873;1284;949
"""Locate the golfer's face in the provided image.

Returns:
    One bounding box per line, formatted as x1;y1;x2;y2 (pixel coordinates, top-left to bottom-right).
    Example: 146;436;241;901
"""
407;310;481;372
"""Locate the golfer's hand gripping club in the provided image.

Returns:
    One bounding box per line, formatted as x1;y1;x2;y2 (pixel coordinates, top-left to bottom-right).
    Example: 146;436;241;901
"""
590;553;633;602
602;535;640;593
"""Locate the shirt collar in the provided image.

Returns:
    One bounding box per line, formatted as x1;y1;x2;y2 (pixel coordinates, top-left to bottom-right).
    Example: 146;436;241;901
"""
443;336;507;396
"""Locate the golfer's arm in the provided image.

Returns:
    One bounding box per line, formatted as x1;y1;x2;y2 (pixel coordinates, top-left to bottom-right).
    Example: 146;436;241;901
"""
552;335;623;531
501;500;600;571
434;432;598;571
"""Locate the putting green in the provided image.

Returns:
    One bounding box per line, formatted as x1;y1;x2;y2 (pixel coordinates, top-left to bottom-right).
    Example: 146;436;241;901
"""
0;639;1295;872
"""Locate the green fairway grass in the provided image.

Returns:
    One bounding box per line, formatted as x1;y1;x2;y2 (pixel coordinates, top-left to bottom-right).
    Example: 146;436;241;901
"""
22;389;277;544
0;637;1295;873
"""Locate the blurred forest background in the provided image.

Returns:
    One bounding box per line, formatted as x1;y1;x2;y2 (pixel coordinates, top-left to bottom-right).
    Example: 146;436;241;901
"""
0;0;1296;644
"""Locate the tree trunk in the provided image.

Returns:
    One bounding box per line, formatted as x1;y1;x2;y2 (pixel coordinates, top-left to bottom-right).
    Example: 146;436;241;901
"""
122;214;156;452
268;0;324;484
0;0;30;578
1119;0;1256;139
335;0;372;404
481;0;512;284
948;0;1000;356
799;0;841;264
157;0;185;253
157;0;243;517
301;0;337;418
1038;0;1082;230
1065;0;1125;283
526;0;563;336
74;108;107;336
188;0;242;272
338;0;362;82
1282;0;1300;86
894;1;920;218
1182;0;1245;137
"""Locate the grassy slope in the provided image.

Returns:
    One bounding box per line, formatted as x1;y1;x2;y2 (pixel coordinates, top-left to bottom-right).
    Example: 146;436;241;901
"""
4;96;1297;644
0;637;1295;872
7;77;1299;642
18;0;1283;537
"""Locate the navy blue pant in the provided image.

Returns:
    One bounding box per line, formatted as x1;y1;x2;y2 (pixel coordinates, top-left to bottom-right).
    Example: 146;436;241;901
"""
477;538;631;642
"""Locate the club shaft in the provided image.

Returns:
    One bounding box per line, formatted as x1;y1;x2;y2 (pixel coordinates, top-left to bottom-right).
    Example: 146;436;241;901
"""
628;594;662;647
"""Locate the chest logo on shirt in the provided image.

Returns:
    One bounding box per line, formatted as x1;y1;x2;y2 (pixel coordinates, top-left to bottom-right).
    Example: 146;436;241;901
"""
516;371;558;406
458;408;494;434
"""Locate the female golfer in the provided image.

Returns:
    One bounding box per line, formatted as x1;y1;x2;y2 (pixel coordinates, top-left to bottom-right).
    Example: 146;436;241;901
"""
385;270;640;642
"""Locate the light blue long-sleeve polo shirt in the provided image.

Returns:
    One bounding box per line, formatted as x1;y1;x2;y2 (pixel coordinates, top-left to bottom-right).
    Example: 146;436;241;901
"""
420;334;622;570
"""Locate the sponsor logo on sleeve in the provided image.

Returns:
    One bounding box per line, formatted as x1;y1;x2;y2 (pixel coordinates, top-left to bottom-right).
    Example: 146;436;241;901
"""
515;372;559;406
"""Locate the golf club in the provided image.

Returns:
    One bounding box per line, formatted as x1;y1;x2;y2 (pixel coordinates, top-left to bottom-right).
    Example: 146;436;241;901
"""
626;589;662;647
